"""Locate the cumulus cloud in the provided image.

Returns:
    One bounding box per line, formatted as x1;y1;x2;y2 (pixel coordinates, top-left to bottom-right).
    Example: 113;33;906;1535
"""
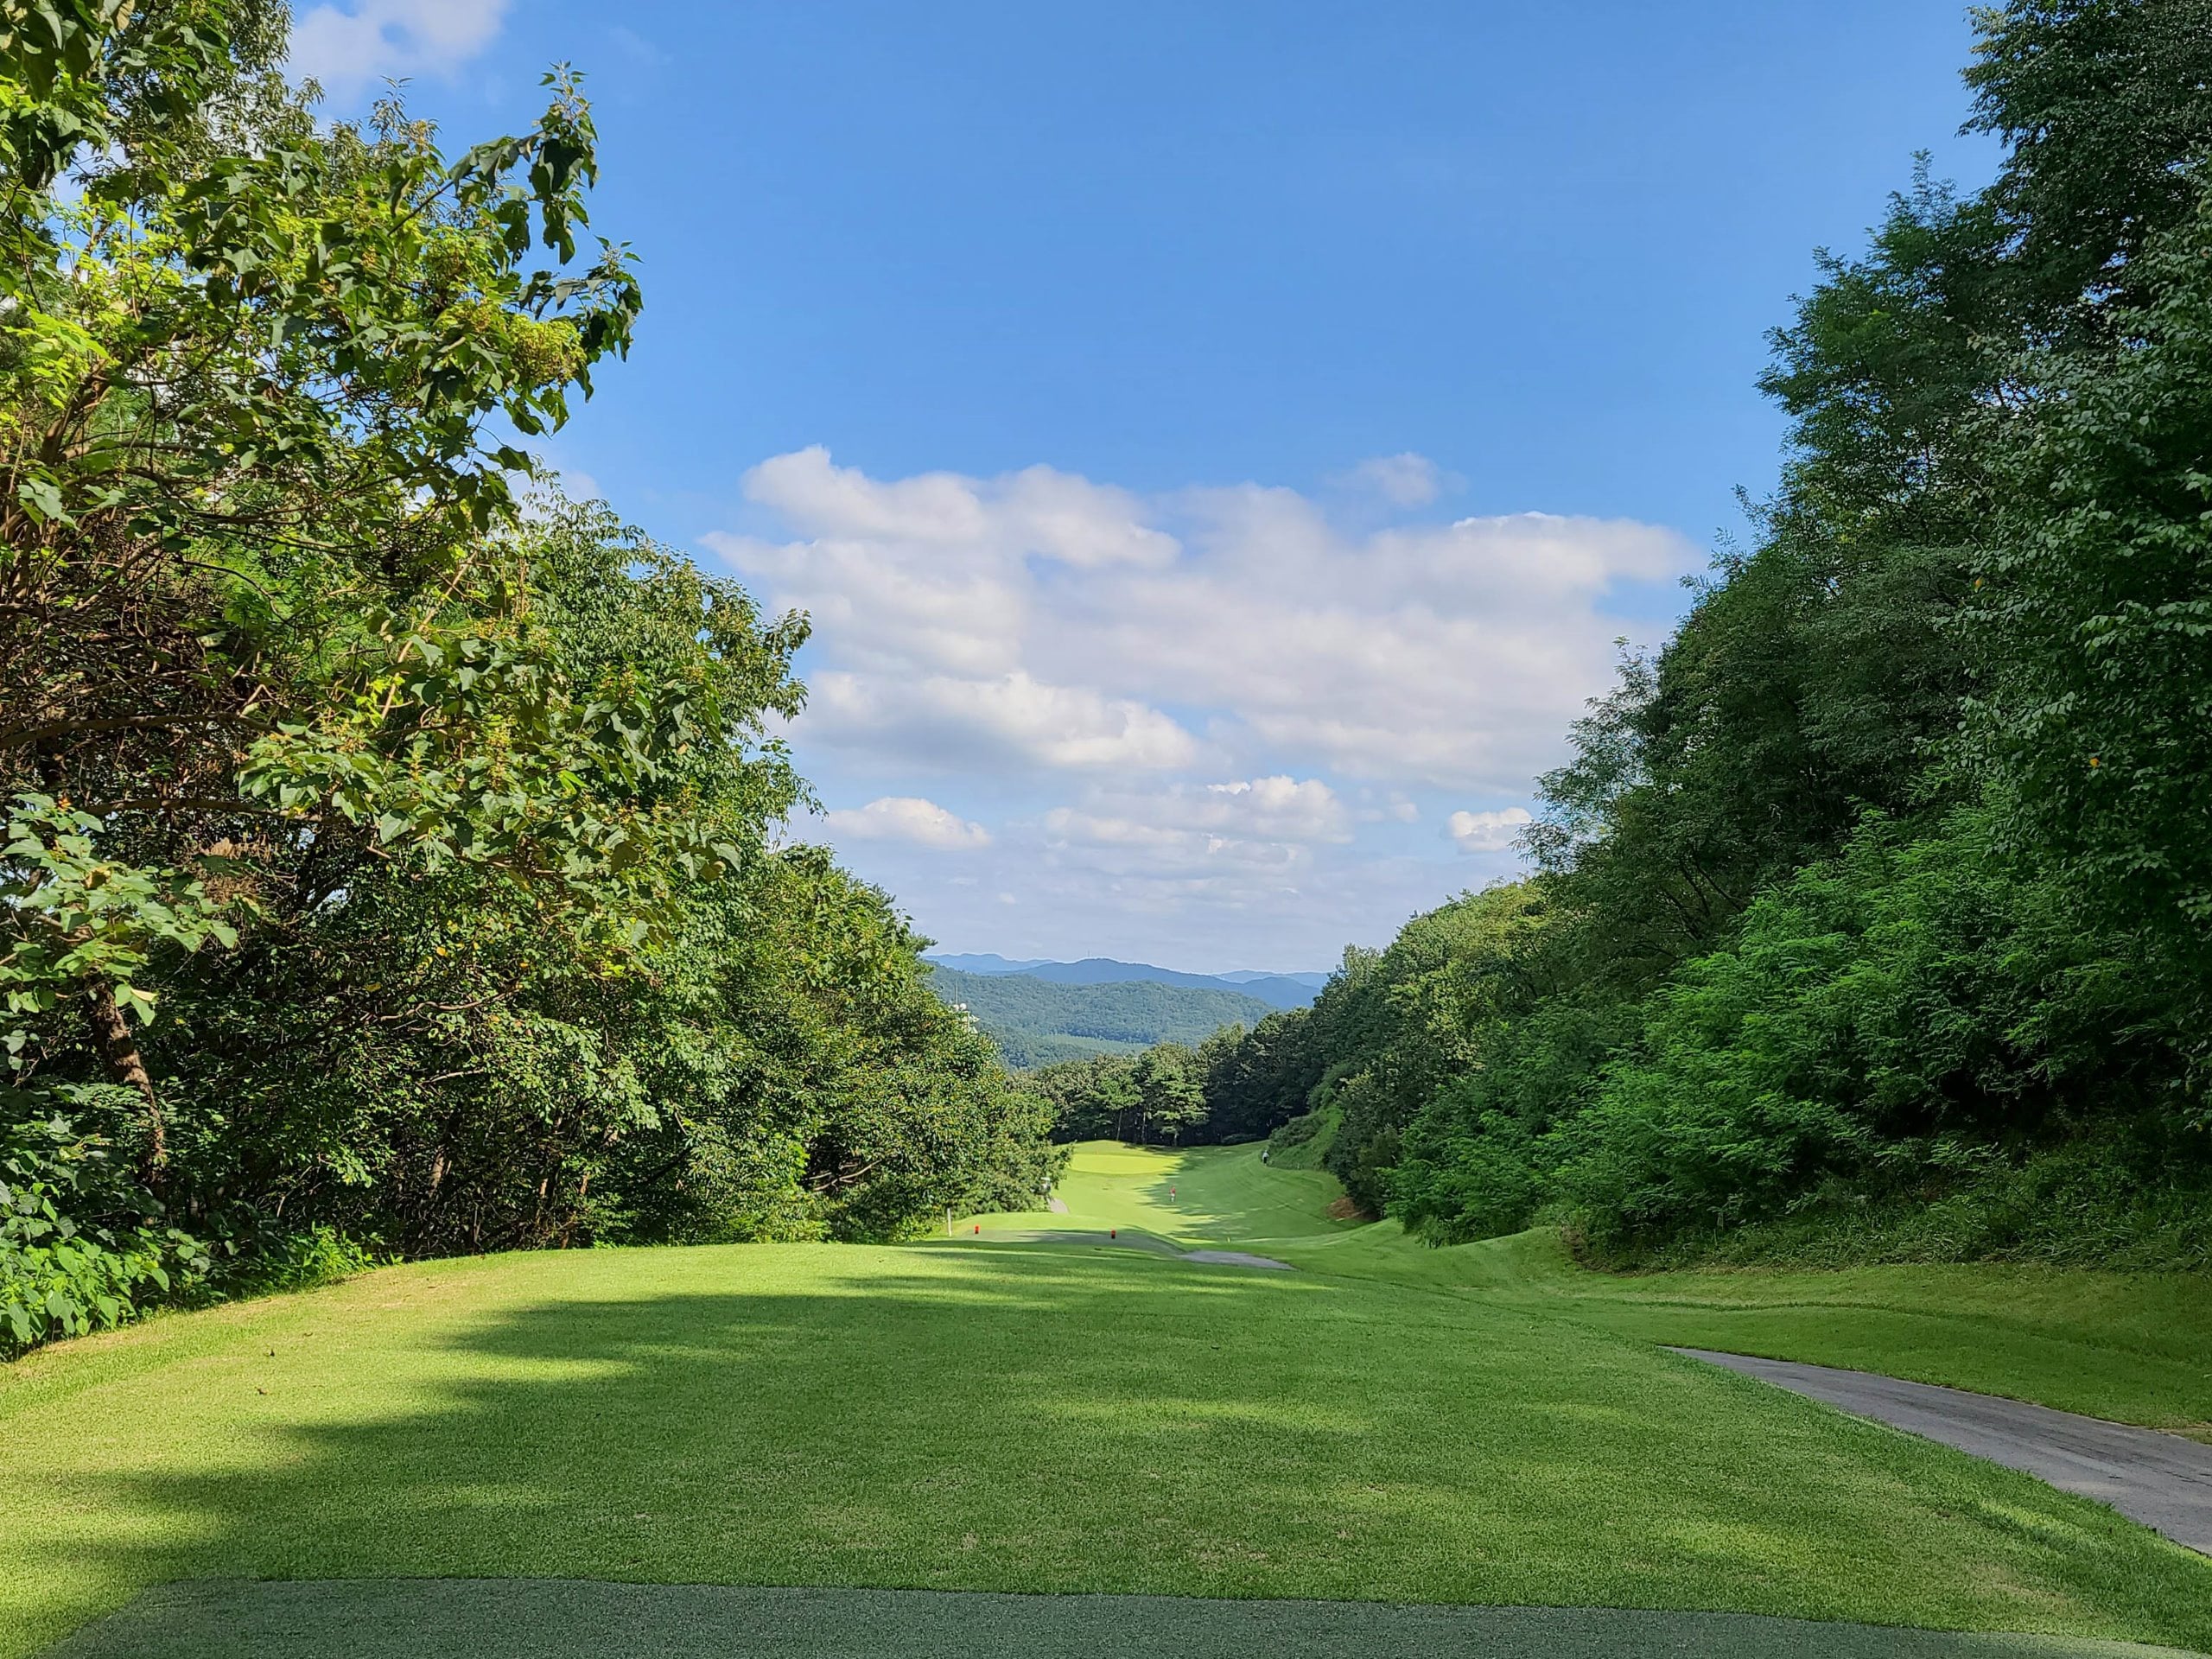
822;797;991;851
1196;776;1351;840
742;447;1176;569
708;450;1696;963
806;671;1198;771
1340;452;1451;507
707;449;1691;791
1036;775;1349;874
289;0;509;99
1446;807;1534;853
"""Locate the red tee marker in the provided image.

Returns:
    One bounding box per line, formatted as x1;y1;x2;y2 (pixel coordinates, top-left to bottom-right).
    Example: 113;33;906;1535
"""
973;1224;980;1234
1110;1229;1116;1238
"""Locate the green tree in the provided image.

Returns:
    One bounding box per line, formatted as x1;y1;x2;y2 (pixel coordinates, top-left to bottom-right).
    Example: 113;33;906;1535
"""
1967;186;2212;1024
1;3;656;1158
1131;1044;1205;1145
0;4;1065;1346
1207;0;2212;1266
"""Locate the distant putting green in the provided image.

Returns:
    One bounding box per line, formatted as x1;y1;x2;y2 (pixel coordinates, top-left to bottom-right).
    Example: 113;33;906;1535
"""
5;1142;2210;1657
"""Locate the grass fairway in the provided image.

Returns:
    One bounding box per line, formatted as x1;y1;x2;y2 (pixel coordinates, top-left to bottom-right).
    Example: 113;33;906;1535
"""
984;1137;1358;1249
5;1145;2210;1656
1016;1141;2212;1440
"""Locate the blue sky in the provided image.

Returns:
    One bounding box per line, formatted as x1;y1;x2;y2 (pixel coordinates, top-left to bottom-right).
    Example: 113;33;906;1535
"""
294;1;1999;972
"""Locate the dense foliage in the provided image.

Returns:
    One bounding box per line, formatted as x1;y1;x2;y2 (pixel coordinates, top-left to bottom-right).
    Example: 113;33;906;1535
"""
1098;0;2212;1267
0;1;1058;1353
1027;1033;1232;1147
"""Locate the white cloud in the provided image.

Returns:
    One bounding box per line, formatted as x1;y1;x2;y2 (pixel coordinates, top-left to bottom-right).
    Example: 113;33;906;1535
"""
804;671;1198;772
708;450;1694;964
822;797;991;851
708;450;1688;791
1040;808;1283;861
1342;452;1450;507
1042;775;1347;836
289;0;509;100
1039;775;1346;869
741;447;1175;569
1197;776;1351;841
1446;807;1534;853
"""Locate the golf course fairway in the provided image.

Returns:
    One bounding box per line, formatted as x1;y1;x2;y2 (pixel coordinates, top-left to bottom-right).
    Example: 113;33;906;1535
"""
5;1142;2209;1656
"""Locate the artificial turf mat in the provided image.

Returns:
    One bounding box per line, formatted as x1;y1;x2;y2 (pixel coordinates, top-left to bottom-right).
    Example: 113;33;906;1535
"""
40;1581;2205;1659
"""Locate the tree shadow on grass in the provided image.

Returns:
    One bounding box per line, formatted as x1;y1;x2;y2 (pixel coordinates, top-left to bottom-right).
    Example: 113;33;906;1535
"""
24;1253;1338;1629
17;1244;2212;1656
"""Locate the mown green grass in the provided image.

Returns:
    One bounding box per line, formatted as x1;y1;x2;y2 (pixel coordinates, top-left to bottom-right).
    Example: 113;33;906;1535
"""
1014;1142;2212;1440
1445;1230;2212;1442
44;1580;2209;1659
4;1144;2209;1656
978;1138;1356;1249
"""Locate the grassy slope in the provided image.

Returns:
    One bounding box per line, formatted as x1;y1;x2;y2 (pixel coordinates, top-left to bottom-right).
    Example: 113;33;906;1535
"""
4;1150;2210;1656
1009;1139;1357;1247
1443;1231;2212;1443
1026;1142;2212;1440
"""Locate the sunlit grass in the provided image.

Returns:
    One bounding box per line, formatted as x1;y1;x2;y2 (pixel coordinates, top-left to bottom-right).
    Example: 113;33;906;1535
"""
4;1149;2209;1656
968;1142;2212;1438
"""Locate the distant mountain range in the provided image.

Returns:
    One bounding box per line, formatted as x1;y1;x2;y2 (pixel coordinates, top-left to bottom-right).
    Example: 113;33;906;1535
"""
927;966;1281;1070
924;954;1327;1011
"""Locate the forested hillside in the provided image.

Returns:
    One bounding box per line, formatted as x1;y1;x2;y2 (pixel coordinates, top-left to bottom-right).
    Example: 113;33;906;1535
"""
926;955;1322;1011
929;968;1271;1068
0;1;1059;1356
1071;0;2212;1268
1007;959;1319;1011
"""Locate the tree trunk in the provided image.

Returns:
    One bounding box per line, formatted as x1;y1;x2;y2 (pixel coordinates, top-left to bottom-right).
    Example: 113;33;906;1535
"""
84;978;165;1187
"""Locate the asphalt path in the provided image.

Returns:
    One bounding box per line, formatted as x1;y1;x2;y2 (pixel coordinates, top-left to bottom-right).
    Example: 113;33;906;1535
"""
1673;1349;2212;1554
42;1581;2199;1659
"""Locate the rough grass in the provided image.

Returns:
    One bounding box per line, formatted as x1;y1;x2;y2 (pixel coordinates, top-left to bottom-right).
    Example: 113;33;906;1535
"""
1040;1142;2212;1441
3;1143;2209;1656
1447;1230;2212;1442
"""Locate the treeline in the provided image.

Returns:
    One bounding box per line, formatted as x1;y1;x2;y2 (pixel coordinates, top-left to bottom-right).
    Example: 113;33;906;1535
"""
1027;1033;1239;1147
1097;0;2212;1268
0;2;1058;1354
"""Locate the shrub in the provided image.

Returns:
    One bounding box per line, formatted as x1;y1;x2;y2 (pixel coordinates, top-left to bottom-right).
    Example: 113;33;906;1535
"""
0;1115;207;1357
1555;812;2199;1255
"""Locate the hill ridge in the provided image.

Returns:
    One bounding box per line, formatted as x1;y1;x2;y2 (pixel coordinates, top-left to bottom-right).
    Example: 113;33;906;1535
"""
924;953;1325;1010
927;965;1275;1068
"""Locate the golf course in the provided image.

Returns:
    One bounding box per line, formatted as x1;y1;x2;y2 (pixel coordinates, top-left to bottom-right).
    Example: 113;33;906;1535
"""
12;3;2212;1655
7;1143;2209;1657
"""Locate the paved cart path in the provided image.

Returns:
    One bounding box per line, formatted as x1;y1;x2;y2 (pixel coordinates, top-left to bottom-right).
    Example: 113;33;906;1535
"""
1673;1348;2212;1554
